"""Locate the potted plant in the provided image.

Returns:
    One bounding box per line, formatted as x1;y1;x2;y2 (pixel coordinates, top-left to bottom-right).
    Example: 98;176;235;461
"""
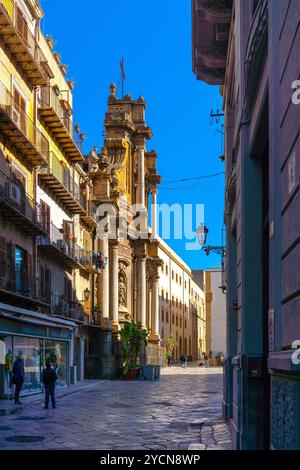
53;51;61;64
120;321;148;380
68;79;75;90
60;64;68;76
46;34;55;50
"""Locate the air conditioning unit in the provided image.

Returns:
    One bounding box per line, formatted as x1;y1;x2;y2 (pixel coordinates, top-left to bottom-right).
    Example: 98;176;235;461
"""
12;106;21;128
5;181;23;207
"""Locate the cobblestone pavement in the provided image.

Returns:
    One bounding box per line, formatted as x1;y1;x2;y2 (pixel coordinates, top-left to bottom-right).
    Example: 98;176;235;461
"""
0;365;232;450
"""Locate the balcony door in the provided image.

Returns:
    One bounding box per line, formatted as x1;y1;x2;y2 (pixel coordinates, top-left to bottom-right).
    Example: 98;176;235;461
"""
15;246;26;294
13;87;26;136
16;7;28;44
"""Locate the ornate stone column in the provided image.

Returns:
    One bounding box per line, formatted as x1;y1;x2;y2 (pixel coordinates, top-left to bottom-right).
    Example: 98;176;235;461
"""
147;280;152;331
151;188;158;239
138;255;147;328
149;274;160;343
100;235;109;320
110;243;119;331
138;147;145;206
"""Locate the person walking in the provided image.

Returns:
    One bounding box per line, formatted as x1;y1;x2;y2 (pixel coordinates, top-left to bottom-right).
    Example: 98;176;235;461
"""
203;352;209;368
12;353;25;405
184;355;188;368
42;360;57;409
167;353;172;367
180;355;185;368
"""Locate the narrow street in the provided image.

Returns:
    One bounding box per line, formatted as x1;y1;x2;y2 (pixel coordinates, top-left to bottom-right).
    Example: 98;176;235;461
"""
0;366;231;451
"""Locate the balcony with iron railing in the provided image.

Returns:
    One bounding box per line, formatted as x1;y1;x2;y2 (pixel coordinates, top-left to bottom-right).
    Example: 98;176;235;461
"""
80;193;97;228
37;222;87;270
38;86;84;163
51;292;87;322
0;80;49;166
0;168;49;236
38;151;86;214
0;0;53;85
0;265;51;307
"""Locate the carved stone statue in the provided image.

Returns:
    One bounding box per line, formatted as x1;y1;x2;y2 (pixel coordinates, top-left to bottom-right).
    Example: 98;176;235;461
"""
110;168;119;190
88;146;99;173
119;271;127;307
98;147;110;173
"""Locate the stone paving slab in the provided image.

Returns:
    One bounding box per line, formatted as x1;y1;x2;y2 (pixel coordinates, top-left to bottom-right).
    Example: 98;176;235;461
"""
0;366;231;451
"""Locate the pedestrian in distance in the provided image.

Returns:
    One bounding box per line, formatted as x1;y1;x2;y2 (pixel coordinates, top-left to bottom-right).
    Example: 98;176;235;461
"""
184;355;188;368
180;355;185;368
203;352;209;368
12;352;25;405
42;360;57;409
167;353;172;367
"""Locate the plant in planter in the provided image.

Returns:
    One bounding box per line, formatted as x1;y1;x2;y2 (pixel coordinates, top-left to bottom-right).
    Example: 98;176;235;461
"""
120;321;148;379
46;34;55;50
60;64;68;76
53;51;61;64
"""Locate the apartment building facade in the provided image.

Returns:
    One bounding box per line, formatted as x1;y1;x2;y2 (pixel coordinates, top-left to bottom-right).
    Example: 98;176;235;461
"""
0;0;101;397
157;237;205;361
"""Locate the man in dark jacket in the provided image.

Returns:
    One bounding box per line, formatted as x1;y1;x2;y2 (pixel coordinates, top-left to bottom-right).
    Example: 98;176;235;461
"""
12;353;25;405
42;360;57;409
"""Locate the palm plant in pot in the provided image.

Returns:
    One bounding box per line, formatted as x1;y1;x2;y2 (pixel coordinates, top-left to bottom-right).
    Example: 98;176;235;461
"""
120;321;148;380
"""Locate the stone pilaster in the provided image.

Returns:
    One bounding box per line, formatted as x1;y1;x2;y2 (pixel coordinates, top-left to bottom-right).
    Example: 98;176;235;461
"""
149;274;160;343
110;243;120;332
100;235;109;321
138;255;147;328
151;188;158;239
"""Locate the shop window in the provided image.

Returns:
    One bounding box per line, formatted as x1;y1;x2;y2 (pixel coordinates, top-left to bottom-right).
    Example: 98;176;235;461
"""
13;336;42;394
44;340;68;388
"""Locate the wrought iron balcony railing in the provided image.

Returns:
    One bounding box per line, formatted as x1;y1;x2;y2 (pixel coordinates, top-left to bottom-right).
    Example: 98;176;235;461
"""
38;222;85;270
0;168;48;236
38;86;84;163
0;265;50;305
80;193;97;228
38;151;85;214
0;80;49;166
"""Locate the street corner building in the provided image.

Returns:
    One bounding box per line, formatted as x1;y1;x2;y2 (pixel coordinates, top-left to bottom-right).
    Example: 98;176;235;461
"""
192;0;300;450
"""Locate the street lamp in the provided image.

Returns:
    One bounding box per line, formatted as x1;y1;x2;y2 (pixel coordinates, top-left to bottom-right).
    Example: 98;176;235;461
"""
83;287;90;302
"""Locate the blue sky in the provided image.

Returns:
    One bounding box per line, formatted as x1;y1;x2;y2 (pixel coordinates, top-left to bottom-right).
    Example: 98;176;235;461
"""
40;0;224;270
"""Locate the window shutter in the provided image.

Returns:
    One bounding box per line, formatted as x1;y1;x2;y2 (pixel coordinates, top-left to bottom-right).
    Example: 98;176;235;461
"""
10;241;15;290
0;236;6;287
27;252;33;294
45;268;51;304
68;278;73;302
40;264;45;301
